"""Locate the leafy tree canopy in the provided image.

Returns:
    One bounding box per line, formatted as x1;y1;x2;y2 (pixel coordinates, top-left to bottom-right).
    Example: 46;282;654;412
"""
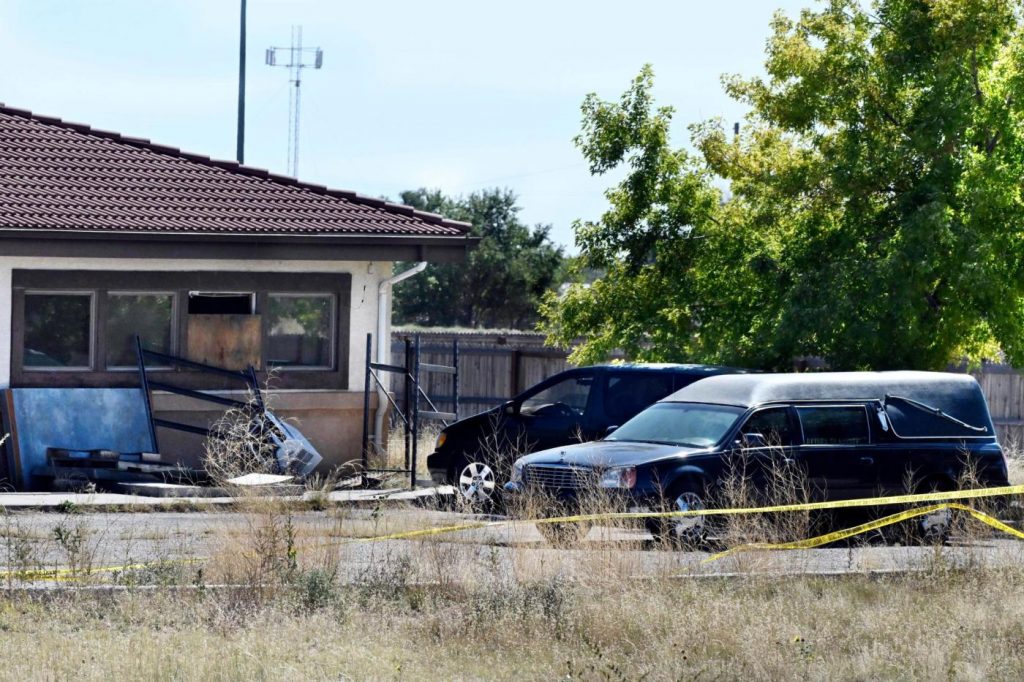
543;0;1024;370
394;188;565;329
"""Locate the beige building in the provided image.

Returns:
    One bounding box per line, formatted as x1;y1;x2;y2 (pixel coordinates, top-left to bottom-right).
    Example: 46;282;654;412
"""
0;104;474;481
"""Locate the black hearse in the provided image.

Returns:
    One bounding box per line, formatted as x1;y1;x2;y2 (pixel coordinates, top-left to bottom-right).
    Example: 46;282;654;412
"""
504;371;1009;543
427;363;739;504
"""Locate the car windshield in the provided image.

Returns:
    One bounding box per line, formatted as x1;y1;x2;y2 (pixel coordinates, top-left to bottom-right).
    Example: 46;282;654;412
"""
606;402;743;448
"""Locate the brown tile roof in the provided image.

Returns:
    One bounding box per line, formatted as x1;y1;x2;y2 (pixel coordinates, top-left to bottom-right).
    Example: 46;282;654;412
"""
0;104;472;237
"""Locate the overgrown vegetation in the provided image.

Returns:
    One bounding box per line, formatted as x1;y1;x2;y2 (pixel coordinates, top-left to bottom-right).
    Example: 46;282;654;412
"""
393;188;565;329
543;0;1024;370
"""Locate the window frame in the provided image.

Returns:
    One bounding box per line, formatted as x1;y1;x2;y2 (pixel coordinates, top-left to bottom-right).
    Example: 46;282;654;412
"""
104;290;178;371
795;403;872;447
187;291;256;315
739;405;797;447
264;292;337;372
11;270;352;391
21;289;96;372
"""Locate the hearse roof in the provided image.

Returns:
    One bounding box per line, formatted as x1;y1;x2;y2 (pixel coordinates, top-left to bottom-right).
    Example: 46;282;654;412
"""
587;363;740;375
666;371;995;438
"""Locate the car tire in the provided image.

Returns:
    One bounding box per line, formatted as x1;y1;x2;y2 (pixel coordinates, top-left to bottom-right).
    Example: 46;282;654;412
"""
536;521;591;547
454;459;501;511
909;477;956;546
646;483;718;550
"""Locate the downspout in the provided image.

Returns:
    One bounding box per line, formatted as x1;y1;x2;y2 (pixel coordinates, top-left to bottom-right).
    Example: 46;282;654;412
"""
374;262;427;450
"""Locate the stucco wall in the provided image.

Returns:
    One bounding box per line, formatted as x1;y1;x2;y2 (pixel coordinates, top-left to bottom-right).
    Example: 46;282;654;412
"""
0;256;391;391
0;256;395;471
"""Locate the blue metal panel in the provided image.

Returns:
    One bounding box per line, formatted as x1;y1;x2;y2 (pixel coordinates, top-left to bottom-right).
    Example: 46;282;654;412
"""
9;388;154;490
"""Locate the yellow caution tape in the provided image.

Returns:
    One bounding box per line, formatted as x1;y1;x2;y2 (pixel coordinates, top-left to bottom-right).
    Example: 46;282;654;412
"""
706;502;1024;562
340;484;1024;544
9;484;1024;580
0;558;202;583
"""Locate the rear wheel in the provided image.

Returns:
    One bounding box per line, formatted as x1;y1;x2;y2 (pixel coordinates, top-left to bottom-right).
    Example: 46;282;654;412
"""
911;478;956;545
884;477;955;546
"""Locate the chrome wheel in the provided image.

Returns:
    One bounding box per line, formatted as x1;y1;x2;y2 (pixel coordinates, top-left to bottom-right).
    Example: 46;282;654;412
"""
670;491;707;539
917;507;953;544
458;461;496;504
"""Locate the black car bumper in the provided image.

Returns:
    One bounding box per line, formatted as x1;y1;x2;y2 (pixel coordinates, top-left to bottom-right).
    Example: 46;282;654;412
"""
427;451;449;485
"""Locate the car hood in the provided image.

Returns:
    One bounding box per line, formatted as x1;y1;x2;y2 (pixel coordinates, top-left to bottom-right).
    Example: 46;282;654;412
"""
518;440;701;468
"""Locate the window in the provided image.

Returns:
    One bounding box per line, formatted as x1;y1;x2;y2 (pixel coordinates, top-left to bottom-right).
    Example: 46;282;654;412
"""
105;293;174;368
520;375;593;417
797;406;870;445
187;292;254;315
13;270;350;390
266;294;334;369
23;293;93;369
604;373;675;424
741;408;795;446
607;402;744;448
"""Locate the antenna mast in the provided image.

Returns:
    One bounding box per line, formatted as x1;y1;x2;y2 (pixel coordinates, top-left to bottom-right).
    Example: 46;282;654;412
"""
265;26;324;178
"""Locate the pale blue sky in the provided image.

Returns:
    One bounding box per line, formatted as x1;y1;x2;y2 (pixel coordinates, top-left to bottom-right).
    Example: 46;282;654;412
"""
0;0;810;249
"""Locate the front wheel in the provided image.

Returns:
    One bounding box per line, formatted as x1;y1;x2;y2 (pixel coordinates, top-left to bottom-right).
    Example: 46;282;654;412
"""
456;460;499;509
646;487;717;549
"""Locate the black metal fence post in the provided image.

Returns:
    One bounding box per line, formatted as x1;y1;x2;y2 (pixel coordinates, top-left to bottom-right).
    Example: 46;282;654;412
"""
403;336;413;480
410;334;422;489
452;338;460;420
361;333;372;476
135;336;159;454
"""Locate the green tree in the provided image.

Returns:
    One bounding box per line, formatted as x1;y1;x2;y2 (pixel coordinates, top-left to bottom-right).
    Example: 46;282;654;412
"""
394;188;565;329
543;1;1024;370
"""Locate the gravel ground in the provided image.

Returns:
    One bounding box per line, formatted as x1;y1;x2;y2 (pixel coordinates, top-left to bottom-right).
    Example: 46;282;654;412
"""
1;507;1022;585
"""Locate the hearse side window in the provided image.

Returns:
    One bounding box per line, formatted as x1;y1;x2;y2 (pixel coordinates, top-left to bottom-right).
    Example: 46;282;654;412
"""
741;408;794;446
604;373;675;424
797;406;870;445
23;292;94;370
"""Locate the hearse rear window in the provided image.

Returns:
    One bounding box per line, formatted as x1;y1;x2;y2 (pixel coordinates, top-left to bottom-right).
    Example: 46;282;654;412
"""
797;406;869;445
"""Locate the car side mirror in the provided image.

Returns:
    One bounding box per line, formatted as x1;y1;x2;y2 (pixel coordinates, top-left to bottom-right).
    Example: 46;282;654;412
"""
739;432;768;449
502;400;517;416
604;425;619;438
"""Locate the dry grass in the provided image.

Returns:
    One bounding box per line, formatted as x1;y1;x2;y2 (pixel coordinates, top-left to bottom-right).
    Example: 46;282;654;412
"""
0;569;1023;680
1;427;1022;679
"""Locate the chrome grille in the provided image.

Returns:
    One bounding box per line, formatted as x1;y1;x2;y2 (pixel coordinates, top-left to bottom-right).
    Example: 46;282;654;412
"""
523;464;593;490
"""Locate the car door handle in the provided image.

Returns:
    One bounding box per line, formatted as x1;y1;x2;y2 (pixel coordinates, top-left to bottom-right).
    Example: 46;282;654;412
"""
859;457;874;466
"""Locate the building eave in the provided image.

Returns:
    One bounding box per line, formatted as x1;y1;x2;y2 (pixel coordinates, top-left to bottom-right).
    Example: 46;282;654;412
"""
0;228;479;263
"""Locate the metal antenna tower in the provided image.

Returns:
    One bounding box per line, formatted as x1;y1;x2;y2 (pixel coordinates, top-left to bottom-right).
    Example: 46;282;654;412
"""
265;26;323;178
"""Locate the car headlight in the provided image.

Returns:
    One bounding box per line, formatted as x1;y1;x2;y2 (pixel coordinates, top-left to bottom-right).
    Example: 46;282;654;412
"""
435;431;447;450
599;466;637;489
510;460;525;483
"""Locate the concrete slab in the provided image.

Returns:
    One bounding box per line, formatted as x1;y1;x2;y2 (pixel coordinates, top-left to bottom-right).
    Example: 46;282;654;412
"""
0;483;453;509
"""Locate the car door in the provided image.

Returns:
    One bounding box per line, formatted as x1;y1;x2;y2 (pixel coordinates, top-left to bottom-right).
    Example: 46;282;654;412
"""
515;371;597;451
729;406;799;499
793;404;879;501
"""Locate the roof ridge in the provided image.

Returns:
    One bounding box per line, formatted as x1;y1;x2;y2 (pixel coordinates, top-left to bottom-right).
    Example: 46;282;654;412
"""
0;103;473;233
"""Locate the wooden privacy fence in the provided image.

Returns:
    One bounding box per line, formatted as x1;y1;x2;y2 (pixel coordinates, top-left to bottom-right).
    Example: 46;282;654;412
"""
390;330;572;419
391;329;1024;446
971;364;1024;448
